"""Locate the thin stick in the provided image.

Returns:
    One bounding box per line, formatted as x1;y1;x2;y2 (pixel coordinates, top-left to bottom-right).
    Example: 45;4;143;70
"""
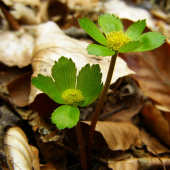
152;148;166;170
75;121;88;170
86;51;118;166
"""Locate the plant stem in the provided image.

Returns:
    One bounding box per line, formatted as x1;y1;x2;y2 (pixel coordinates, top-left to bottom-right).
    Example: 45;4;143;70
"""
86;51;118;166
75;121;88;170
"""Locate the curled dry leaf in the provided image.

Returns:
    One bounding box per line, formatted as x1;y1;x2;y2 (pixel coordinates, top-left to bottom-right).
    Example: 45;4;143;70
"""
141;102;170;148
120;40;170;111
29;21;134;115
0;31;34;68
4;127;40;170
141;128;170;155
108;157;170;170
84;121;140;151
7;72;32;107
40;164;57;170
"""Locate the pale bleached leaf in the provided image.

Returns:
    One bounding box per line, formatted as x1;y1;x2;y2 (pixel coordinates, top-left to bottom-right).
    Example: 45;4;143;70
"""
5;127;40;170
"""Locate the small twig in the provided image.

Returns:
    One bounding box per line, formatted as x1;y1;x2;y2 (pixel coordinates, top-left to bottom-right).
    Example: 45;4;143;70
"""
152;148;166;170
98;106;129;120
75;121;88;170
0;1;20;30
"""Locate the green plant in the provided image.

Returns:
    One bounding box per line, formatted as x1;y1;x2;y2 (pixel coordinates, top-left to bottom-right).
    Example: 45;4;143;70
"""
31;13;166;170
32;56;103;170
78;13;166;168
79;13;165;56
32;57;103;129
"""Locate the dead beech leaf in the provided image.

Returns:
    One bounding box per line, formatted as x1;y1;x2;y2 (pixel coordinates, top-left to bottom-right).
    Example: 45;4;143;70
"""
29;21;134;114
5;127;40;170
99;78;144;122
40;164;57;170
141;128;170;155
120;40;170;111
7;72;32;107
84;121;140;151
141;102;170;148
0;31;34;68
108;157;170;170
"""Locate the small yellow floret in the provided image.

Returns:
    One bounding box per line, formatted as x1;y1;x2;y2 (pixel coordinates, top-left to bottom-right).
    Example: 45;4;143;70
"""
106;31;131;51
62;89;84;107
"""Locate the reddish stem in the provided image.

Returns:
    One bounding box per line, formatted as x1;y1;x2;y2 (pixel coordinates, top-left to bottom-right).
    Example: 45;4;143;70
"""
75;121;88;170
86;52;118;167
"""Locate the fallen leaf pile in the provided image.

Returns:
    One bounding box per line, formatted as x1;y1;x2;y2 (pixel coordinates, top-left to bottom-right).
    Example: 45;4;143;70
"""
0;0;170;169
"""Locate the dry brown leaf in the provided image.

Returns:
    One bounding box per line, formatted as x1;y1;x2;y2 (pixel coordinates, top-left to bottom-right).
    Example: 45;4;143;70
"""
156;20;170;41
84;121;140;151
108;157;170;170
4;127;40;170
141;102;170;147
40;164;57;170
35;134;66;170
120;40;170;111
7;72;31;107
141;128;170;154
29;21;134;115
99;78;144;122
0;31;34;68
47;0;68;24
0;64;32;104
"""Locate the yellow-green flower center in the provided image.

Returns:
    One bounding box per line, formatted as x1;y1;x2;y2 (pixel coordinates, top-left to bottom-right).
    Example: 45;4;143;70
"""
106;31;131;51
62;89;84;107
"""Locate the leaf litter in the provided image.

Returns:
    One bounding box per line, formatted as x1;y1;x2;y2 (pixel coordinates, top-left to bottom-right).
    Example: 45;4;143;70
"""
0;0;170;169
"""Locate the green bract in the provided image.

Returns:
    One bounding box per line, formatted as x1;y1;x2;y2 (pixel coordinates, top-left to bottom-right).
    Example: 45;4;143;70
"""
78;13;166;56
32;56;103;129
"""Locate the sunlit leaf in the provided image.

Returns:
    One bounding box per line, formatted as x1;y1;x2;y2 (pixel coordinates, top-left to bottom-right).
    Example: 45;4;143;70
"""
134;32;166;51
87;44;115;56
98;13;123;35
77;64;103;107
52;57;77;92
32;74;63;104
51;105;80;129
78;17;107;45
126;20;146;40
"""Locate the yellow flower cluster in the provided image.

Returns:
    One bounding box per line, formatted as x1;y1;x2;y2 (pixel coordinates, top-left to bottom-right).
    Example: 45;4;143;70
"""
62;89;84;107
106;31;131;51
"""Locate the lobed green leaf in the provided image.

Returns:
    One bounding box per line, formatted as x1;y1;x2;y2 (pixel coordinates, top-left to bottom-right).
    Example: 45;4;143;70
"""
52;57;77;93
134;32;166;51
77;64;103;107
126;20;146;40
51;105;80;129
119;41;144;53
32;74;63;104
78;17;107;46
98;13;123;35
87;44;115;56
